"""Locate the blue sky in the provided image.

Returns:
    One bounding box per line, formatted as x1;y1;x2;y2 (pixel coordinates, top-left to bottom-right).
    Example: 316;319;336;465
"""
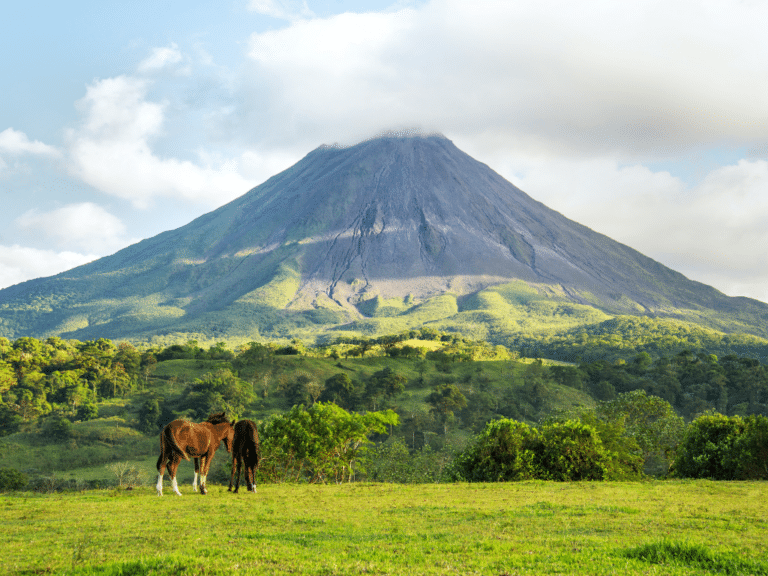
2;0;768;303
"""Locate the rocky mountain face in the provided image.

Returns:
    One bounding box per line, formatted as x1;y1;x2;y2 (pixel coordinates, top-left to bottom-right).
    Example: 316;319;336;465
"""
1;133;766;342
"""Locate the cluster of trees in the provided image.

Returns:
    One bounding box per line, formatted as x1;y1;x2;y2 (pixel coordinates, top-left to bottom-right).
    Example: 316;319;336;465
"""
448;394;768;482
448;389;683;481
0;337;153;435
512;316;768;364
546;350;768;419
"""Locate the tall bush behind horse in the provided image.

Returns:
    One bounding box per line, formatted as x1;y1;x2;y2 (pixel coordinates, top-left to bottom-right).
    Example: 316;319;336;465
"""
229;419;260;493
156;412;235;496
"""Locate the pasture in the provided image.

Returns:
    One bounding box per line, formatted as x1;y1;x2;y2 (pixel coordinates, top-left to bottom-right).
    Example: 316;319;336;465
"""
2;480;767;575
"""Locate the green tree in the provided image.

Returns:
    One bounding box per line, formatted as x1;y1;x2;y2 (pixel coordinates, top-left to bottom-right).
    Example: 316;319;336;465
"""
672;412;744;479
426;384;467;433
76;402;98;422
448;419;539;482
595;390;684;475
0;468;28;491
536;420;611;481
260;403;398;483
183;369;254;419
138;399;161;433
321;373;358;409
364;367;406;411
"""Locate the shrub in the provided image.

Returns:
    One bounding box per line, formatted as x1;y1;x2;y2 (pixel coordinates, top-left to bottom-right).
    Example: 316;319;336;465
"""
536;420;609;481
449;417;630;482
672;412;745;479
448;419;539;482
0;467;28;491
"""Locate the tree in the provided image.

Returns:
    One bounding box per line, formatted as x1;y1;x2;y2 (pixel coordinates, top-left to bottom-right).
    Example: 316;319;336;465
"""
364;367;406;411
448;419;539;482
673;412;768;480
595;390;684;475
449;417;623;482
76;402;98;422
536;420;610;481
426;384;467;433
260;403;399;483
183;369;254;419
672;412;744;479
138;399;161;433
321;373;358;409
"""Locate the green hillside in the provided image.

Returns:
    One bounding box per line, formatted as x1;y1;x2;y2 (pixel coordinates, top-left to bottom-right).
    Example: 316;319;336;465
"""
3;329;768;488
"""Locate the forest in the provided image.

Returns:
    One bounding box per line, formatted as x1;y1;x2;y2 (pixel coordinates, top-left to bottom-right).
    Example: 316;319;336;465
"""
1;329;767;491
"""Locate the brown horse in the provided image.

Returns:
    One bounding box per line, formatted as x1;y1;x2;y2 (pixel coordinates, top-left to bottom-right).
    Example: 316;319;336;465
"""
156;412;235;496
228;419;260;493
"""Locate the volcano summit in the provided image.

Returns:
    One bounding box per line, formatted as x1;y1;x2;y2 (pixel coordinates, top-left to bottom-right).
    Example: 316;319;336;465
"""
1;133;766;343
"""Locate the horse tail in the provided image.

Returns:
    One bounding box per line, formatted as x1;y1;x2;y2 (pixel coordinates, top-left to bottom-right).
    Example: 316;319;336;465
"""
164;422;191;461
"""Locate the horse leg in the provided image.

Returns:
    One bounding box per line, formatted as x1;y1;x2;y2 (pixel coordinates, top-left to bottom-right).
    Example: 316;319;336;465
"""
228;454;237;492
199;455;209;495
246;462;255;493
156;452;166;496
168;455;183;496
233;456;242;493
192;458;200;492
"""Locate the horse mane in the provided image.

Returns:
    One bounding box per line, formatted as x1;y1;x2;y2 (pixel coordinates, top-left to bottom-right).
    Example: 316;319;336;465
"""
206;412;229;425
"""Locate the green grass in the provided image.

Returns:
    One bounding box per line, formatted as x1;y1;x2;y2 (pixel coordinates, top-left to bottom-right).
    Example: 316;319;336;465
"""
2;481;766;575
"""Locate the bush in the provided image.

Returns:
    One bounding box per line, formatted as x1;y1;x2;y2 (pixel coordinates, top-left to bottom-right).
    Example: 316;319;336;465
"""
42;416;72;441
672;412;742;479
448;419;539;482
76;402;98;422
449;417;633;482
536;420;609;481
673;412;768;480
0;467;28;491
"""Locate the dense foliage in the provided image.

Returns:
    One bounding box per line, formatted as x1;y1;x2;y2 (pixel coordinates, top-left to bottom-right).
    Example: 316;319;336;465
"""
447;416;644;482
1;331;767;489
672;412;768;479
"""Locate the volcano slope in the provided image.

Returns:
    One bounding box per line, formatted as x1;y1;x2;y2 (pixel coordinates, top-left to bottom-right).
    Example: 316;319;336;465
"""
1;133;767;346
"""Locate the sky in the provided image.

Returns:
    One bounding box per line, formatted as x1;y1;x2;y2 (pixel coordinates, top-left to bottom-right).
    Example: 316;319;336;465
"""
2;0;768;304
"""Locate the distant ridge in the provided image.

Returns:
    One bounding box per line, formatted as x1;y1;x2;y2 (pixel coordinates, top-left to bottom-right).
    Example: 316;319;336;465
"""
1;133;767;344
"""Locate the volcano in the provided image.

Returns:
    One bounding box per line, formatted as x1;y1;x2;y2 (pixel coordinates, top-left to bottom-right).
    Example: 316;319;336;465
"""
1;133;766;343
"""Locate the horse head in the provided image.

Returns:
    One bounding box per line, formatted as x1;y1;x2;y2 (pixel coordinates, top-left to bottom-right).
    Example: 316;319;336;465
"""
223;419;236;453
206;412;236;453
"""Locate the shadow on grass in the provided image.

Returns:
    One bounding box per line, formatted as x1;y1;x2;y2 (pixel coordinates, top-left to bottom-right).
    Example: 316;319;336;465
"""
622;540;768;575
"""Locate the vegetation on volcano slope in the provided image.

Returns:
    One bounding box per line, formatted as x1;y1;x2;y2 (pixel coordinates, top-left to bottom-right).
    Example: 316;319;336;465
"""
4;277;768;363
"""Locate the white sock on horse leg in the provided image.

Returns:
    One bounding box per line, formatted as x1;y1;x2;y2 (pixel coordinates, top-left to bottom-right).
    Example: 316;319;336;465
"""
156;473;163;496
171;477;182;496
192;472;198;491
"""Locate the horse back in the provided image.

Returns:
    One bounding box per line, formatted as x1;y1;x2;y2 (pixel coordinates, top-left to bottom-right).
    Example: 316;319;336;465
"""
163;419;212;459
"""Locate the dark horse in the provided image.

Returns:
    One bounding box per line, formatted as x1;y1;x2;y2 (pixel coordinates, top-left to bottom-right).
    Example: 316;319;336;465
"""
156;412;235;496
228;419;260;493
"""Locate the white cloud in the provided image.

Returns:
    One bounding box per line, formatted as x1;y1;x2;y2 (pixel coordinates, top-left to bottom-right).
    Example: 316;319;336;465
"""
0;128;60;156
67;75;255;208
240;0;768;156
497;153;768;302
248;0;314;20
138;43;188;75
16;202;130;254
0;245;99;290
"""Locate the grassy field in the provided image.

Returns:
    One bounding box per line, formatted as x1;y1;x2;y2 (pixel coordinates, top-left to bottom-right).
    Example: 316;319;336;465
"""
2;480;767;575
